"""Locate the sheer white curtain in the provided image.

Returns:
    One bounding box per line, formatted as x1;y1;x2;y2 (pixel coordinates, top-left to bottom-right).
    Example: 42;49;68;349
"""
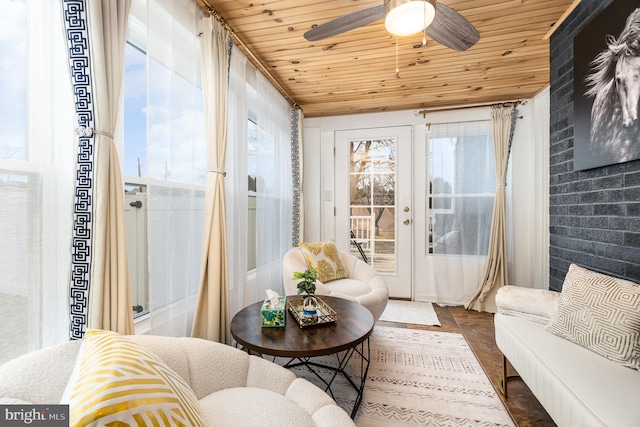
418;120;500;305
253;72;293;302
227;46;293;317
0;0;74;362
134;0;207;336
226;47;250;317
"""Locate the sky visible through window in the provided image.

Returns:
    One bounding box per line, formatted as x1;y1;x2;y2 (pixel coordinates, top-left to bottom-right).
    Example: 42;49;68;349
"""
430;138;455;194
124;42;148;178
123;41;207;184
248;119;257;191
0;0;27;161
247;118;277;194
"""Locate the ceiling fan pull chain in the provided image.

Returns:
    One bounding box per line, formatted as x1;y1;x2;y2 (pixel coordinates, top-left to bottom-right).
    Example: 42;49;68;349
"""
422;0;428;46
423;1;427;43
395;36;400;78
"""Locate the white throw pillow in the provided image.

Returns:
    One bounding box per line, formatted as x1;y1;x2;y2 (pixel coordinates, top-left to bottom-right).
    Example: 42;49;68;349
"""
545;264;640;370
61;329;205;427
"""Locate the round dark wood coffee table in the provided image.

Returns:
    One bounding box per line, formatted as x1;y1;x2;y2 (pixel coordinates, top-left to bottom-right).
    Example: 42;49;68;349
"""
230;295;374;418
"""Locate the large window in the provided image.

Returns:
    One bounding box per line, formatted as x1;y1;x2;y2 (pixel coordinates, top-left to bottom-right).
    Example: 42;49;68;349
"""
246;105;288;272
247;116;258;270
0;0;75;363
123;41;149;317
123;0;206;333
227;45;292;316
427;122;495;255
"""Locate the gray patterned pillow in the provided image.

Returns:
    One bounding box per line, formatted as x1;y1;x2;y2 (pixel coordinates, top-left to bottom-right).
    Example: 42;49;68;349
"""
545;264;640;370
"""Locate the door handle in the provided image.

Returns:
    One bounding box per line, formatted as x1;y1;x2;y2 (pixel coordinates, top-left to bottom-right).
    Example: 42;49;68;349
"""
129;201;143;208
403;218;411;225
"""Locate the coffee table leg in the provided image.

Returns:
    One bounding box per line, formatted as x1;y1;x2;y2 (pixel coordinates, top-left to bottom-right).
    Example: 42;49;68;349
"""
281;338;370;419
350;337;370;418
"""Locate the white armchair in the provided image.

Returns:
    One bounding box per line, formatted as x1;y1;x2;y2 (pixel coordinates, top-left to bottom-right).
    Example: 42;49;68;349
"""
0;335;355;427
283;247;389;322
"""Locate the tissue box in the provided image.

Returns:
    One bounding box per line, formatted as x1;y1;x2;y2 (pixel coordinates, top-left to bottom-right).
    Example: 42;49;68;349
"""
261;296;286;327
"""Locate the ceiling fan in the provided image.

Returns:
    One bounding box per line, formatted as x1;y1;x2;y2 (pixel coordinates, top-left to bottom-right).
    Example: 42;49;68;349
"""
304;0;479;51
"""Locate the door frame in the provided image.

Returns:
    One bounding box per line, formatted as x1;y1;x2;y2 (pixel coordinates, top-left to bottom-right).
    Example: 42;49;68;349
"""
334;126;413;299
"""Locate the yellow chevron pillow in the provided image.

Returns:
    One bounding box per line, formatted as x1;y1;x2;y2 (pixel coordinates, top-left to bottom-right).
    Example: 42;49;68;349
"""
61;329;205;427
299;240;348;283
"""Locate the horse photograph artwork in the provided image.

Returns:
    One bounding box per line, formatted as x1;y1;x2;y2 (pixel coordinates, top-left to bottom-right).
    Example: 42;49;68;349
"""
573;0;640;171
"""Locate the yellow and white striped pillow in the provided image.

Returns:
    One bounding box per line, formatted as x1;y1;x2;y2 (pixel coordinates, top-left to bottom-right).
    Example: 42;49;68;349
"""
61;329;205;427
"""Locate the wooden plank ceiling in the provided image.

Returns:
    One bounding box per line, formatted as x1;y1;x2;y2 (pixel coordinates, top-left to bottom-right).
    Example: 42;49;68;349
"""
195;0;575;118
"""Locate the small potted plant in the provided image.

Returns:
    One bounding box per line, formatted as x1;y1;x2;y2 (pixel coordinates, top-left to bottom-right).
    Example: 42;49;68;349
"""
292;267;318;316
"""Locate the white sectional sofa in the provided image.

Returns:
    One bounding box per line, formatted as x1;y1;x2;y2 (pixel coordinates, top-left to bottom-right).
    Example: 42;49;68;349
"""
495;271;640;427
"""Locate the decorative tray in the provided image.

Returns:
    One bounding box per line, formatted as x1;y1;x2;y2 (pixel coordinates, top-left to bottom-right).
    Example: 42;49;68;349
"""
287;296;338;328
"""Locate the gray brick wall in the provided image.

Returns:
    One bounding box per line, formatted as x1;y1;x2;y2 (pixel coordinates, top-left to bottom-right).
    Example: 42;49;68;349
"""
549;0;640;291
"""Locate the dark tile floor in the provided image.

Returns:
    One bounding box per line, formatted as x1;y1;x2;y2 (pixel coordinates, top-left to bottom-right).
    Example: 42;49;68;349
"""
378;304;557;427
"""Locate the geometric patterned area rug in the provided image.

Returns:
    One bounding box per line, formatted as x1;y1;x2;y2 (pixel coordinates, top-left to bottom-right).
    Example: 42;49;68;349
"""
379;300;441;326
286;326;515;426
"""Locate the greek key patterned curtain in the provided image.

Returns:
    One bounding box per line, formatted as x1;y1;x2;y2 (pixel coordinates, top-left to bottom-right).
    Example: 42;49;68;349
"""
62;0;134;339
465;105;518;313
291;107;304;245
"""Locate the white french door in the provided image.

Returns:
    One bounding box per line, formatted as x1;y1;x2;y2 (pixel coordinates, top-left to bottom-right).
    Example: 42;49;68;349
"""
335;126;412;298
332;122;495;304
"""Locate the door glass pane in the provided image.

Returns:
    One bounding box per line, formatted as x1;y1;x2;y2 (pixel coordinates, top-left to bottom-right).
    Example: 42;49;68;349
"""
349;138;396;273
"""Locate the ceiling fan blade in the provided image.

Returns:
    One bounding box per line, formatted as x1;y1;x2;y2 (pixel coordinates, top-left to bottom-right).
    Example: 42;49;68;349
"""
425;3;479;51
304;4;385;42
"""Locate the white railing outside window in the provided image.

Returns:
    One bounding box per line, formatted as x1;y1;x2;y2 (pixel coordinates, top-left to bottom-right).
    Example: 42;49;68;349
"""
350;214;375;253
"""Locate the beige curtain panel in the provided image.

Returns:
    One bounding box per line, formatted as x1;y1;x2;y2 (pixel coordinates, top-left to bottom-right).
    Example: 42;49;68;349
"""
66;0;134;334
191;16;232;343
85;0;134;334
466;105;517;313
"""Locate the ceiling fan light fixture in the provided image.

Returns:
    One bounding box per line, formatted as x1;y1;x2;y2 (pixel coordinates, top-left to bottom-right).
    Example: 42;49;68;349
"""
384;0;437;37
